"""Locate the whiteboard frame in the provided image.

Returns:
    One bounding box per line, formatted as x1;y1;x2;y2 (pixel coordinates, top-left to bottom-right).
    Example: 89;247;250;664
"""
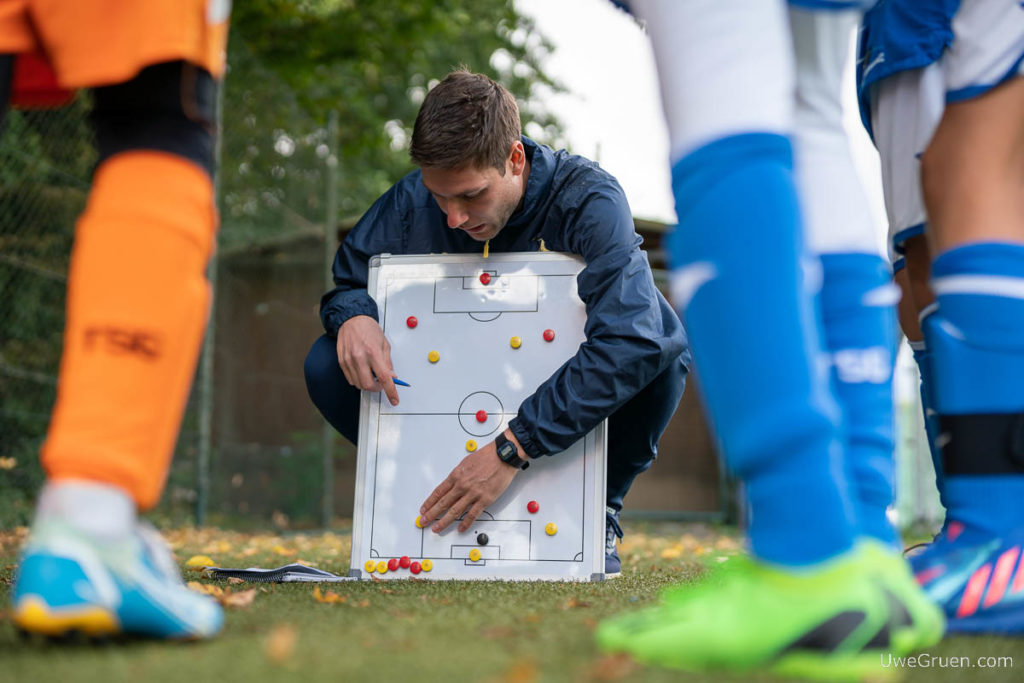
349;252;608;581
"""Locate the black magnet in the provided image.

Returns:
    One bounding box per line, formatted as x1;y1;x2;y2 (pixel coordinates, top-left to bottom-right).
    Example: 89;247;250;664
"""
477;533;489;546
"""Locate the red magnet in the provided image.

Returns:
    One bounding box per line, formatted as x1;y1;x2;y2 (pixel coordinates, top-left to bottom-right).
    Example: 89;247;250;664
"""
543;329;555;342
410;561;422;575
475;410;488;423
480;272;491;285
407;316;418;328
399;555;411;569
527;500;539;514
387;558;399;572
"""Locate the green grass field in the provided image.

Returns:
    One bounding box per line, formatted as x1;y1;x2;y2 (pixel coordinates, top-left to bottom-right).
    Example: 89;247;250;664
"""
1;521;1019;682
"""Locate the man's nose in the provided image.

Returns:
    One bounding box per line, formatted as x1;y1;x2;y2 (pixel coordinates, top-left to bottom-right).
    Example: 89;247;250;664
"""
446;202;467;228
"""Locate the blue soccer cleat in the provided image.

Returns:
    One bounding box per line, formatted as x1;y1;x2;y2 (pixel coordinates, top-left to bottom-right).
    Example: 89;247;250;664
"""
910;523;1024;634
12;517;223;640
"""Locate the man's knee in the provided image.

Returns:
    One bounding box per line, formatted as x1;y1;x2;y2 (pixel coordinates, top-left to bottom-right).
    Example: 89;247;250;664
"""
611;358;687;448
304;335;339;397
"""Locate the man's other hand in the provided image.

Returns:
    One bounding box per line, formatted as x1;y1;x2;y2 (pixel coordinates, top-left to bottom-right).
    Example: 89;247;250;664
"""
336;315;400;406
419;436;521;533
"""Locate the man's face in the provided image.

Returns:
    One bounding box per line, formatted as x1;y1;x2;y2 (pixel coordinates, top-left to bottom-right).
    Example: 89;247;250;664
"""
420;143;529;242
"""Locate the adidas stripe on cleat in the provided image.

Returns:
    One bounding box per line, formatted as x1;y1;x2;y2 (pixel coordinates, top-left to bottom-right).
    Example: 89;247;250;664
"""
911;527;1024;634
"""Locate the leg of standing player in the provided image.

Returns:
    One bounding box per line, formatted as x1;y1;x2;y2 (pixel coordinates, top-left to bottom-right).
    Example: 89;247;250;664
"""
869;62;946;520
912;0;1024;634
597;0;939;676
8;1;230;641
789;6;901;550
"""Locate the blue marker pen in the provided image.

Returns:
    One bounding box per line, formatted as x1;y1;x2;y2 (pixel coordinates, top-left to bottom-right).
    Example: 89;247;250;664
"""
373;372;410;387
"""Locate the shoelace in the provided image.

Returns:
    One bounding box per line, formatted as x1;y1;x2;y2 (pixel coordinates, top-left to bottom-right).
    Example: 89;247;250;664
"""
606;512;624;554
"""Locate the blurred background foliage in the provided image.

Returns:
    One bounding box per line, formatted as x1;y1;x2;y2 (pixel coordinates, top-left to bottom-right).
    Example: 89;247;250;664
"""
219;0;564;249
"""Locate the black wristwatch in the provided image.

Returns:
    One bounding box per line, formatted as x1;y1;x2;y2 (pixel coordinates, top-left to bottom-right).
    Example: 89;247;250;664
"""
495;432;529;470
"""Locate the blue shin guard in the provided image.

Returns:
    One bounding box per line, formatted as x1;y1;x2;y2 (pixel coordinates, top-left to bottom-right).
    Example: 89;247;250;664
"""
819;253;899;548
668;133;854;566
923;243;1024;540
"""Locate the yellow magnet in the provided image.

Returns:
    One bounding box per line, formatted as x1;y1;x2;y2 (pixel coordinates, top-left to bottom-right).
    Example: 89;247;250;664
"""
415;515;425;528
421;559;433;572
469;548;481;562
545;522;558;536
465;439;478;452
428;350;440;363
364;560;376;573
510;336;522;349
376;560;388;573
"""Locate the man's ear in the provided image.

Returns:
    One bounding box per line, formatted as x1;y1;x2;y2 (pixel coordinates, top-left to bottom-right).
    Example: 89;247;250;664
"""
509;140;526;176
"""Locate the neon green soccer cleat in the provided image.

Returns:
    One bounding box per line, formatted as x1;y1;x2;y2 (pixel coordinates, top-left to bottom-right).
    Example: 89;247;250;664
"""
860;539;945;654
597;550;908;682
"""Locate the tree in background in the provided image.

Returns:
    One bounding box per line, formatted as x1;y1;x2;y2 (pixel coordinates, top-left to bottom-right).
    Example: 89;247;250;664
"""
220;0;563;249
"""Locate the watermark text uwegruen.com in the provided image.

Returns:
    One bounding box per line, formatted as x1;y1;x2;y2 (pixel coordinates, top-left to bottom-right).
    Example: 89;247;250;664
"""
881;653;1014;669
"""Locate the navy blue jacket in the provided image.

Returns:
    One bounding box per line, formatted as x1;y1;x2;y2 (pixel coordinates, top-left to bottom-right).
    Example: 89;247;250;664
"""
319;137;690;458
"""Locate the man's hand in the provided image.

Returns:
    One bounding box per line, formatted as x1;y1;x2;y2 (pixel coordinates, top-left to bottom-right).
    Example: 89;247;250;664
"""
420;431;523;533
336;315;400;406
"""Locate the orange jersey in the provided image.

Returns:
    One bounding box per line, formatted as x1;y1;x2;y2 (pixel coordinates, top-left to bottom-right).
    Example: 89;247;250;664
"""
0;0;229;90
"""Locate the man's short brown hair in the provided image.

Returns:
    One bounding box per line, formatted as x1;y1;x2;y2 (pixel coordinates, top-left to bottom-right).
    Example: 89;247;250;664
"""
410;70;521;173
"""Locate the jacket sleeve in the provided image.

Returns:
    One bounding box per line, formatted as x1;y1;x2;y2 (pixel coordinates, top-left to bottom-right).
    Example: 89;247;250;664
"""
319;184;408;336
508;179;686;457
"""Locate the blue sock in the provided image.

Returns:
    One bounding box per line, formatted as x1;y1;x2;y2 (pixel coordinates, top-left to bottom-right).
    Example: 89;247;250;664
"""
907;336;946;509
819;253;899;548
668;133;855;567
923;243;1024;539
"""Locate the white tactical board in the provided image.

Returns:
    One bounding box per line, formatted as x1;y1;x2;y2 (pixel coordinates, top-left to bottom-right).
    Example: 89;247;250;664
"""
349;252;607;581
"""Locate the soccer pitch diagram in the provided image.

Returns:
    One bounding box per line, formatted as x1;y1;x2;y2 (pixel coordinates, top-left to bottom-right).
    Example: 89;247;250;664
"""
350;253;607;581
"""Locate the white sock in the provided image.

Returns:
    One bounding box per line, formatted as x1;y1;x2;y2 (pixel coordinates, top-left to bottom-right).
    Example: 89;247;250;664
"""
36;479;137;539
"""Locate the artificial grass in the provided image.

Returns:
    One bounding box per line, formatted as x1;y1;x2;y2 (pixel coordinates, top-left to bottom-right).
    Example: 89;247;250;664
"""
0;522;1019;682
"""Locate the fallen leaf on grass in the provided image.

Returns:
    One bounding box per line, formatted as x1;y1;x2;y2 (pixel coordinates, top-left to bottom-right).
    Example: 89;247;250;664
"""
222;589;257;608
313;587;347;604
660;546;682;560
0;457;17;470
188;582;256;608
228;577;245;585
523;613;542;623
202;540;233;555
561;597;590;609
589;654;636;681
187;581;224;598
263;623;297;665
378;588;395;594
185;555;215;570
502;660;539;683
271;545;296;556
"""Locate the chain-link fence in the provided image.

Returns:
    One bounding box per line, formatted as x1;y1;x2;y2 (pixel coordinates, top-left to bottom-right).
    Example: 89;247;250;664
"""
0;96;94;526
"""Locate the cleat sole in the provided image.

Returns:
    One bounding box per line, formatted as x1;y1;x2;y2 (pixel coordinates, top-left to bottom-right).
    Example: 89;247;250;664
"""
13;596;120;638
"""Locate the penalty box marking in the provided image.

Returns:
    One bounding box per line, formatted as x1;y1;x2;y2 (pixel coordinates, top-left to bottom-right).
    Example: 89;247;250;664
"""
433;275;539;314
